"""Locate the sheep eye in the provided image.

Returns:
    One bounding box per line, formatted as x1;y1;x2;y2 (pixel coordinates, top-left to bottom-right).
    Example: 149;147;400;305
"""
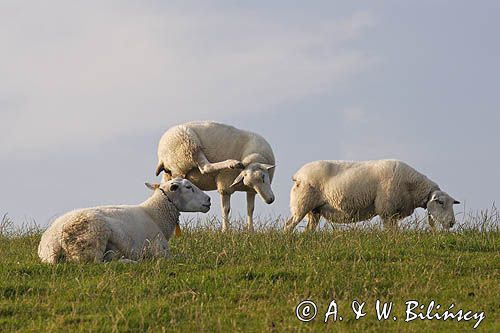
186;185;192;189
437;200;444;205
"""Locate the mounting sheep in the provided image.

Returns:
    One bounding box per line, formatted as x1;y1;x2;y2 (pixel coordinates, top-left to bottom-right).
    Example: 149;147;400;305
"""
156;121;275;232
38;178;211;263
284;159;460;232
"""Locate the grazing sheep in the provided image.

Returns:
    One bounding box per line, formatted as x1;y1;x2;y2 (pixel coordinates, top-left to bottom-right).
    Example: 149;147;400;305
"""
284;159;460;231
156;121;275;232
38;178;211;263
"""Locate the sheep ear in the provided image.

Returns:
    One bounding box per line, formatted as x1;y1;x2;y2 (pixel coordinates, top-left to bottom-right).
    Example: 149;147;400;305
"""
429;193;439;202
261;164;275;171
453;200;460;205
169;183;179;191
230;173;244;187
145;182;160;191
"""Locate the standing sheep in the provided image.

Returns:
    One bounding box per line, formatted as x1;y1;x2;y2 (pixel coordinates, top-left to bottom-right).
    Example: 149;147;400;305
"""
156;121;276;232
284;159;460;231
38;178;211;263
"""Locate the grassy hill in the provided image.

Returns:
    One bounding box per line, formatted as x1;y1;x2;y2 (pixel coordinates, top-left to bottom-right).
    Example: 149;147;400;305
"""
0;212;499;332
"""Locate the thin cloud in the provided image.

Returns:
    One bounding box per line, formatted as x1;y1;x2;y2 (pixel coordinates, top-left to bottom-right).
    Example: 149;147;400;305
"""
0;2;376;156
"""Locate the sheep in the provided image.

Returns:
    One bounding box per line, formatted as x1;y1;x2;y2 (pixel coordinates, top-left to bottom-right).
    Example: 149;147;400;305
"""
284;159;460;232
38;178;211;263
156;121;275;232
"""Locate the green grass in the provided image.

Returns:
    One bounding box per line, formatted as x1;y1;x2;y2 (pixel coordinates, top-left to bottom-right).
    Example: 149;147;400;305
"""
0;213;499;332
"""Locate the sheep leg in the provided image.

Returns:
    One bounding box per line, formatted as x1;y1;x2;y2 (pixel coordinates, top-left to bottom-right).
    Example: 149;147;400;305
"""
246;192;256;232
159;246;173;260
161;171;173;183
196;151;244;174
285;182;321;232
150;236;172;259
284;211;309;232
118;258;138;264
427;212;437;231
220;193;231;232
306;212;321;231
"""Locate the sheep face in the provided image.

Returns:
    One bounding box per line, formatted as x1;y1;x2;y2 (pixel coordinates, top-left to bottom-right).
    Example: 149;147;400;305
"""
426;191;460;229
231;163;275;204
147;178;211;213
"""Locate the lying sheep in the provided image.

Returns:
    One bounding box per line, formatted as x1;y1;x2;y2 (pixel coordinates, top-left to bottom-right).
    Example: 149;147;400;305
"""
284;159;460;231
156;121;275;232
38;178;211;263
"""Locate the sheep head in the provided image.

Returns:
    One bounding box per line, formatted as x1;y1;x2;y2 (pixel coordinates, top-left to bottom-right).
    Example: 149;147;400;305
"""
427;190;460;229
146;178;211;213
230;163;275;204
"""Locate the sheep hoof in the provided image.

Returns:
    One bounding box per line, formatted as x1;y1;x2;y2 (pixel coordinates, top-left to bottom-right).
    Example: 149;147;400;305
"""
229;161;245;169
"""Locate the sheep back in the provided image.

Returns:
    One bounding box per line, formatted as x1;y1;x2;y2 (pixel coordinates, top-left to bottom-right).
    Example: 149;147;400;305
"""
293;159;439;221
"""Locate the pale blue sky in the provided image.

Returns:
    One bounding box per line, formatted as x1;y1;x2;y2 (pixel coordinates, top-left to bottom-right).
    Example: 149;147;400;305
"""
1;1;499;228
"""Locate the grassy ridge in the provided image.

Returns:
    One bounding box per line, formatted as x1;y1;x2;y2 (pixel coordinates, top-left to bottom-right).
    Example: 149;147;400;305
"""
0;218;499;332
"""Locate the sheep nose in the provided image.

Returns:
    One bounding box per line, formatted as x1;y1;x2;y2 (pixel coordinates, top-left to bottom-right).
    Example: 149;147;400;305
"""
266;196;275;204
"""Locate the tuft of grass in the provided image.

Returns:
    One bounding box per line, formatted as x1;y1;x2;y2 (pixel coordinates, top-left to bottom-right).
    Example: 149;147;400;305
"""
0;212;498;332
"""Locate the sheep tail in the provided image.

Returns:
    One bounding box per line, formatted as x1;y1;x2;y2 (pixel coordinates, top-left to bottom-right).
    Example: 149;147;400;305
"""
155;161;165;176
